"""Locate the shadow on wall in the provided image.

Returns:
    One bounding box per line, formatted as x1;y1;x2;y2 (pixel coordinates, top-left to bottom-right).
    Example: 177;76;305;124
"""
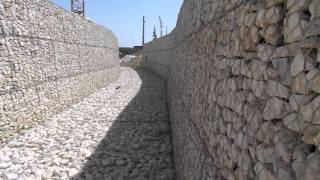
71;68;175;180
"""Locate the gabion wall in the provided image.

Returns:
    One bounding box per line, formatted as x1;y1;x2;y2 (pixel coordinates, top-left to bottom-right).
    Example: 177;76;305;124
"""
143;0;320;179
0;0;119;143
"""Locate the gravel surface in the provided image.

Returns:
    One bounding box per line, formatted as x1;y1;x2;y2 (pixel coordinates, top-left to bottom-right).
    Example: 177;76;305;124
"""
0;67;174;180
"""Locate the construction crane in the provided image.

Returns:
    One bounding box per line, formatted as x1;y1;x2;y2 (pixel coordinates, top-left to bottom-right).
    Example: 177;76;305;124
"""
71;0;85;17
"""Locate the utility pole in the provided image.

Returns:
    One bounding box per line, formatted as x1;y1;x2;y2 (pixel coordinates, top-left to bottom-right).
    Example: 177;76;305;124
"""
142;16;145;46
166;26;168;35
159;16;163;37
71;0;85;17
153;26;157;40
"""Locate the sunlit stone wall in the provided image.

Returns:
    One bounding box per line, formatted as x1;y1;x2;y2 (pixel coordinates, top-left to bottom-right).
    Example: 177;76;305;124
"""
0;0;119;142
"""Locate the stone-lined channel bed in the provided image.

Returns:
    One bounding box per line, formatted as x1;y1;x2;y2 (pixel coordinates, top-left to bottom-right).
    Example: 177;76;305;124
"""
0;67;175;180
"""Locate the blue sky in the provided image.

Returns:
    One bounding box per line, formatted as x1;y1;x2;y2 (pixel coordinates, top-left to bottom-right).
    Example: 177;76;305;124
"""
50;0;183;47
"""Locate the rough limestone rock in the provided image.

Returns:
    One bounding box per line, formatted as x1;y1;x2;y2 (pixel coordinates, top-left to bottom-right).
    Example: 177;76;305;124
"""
267;80;289;98
283;113;307;132
310;73;320;93
258;44;275;62
292;73;308;94
304;152;320;179
263;97;285;120
256;122;282;145
256;145;275;163
260;24;284;45
290;51;305;77
272;58;292;85
254;163;276;180
300;96;320;124
284;12;307;43
287;0;311;12
274;130;299;163
289;94;315;111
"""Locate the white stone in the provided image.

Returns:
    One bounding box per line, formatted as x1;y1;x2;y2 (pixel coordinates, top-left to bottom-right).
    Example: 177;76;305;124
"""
5;173;18;180
0;162;11;169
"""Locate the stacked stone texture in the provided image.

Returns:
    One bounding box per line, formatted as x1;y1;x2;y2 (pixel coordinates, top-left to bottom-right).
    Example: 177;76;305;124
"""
0;0;119;143
143;0;320;179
